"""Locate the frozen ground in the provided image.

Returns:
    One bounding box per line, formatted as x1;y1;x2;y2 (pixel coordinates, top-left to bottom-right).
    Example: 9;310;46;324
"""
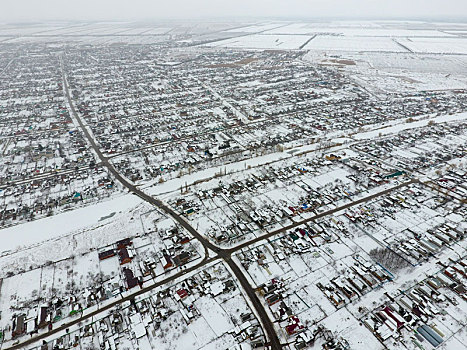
0;193;142;254
0;19;466;350
206;34;313;50
302;36;405;52
398;37;467;54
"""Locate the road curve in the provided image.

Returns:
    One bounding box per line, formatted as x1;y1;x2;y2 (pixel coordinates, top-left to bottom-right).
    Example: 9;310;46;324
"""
5;72;419;349
60;59;283;350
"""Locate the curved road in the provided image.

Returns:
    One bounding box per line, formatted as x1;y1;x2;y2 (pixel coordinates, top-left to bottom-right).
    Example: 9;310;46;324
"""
6;58;422;350
60;60;283;350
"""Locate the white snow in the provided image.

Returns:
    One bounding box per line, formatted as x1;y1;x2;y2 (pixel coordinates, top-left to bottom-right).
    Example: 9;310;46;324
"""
0;193;142;254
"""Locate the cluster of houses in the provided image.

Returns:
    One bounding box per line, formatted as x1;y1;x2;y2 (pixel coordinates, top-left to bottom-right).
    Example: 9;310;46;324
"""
340;182;466;268
0;166;115;226
155;226;195;272
3;218;204;346
433;169;467;200
201;51;467;134
10;296;87;341
317;255;393;308
108;110;305;186
290;324;350;350
336;153;404;189
257;279;350;350
0;46;122;228
389;223;465;266
354;120;467;175
98;231;196;291
258;279;306;337
26;264;263;350
98;238;143;290
169;149;408;247
111;227;197;277
362;257;466;348
58;47;467;192
239;223;336;273
66;46;242;157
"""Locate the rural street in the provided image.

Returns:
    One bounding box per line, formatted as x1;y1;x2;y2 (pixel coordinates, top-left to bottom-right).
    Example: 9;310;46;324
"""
3;58;421;350
60;59;283;350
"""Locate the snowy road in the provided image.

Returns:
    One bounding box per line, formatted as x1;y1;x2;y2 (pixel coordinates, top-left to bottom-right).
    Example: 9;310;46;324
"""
6;54;434;350
59;56;283;350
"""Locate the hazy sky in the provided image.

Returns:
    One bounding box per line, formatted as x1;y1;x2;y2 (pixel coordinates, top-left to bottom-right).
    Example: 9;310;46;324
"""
2;0;467;22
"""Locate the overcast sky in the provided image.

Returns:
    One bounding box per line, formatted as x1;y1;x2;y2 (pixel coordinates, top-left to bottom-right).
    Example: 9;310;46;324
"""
2;0;467;22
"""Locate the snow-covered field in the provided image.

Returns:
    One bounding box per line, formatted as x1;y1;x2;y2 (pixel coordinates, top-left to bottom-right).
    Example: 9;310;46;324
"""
398;37;467;54
302;35;405;52
225;23;284;33
0;193;142;254
207;34;313;50
263;23;454;37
